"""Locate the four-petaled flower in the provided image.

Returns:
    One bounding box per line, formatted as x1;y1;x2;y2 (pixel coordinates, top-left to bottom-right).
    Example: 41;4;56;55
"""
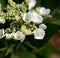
33;28;45;39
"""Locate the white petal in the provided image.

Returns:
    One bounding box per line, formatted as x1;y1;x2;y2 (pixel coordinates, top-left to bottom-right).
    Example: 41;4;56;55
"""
23;12;32;23
39;7;50;15
33;28;45;39
29;0;36;10
0;17;5;24
13;31;25;42
13;31;21;40
6;34;12;39
39;24;47;30
46;9;50;15
2;29;4;36
6;33;15;39
36;7;50;15
32;12;43;23
25;0;36;10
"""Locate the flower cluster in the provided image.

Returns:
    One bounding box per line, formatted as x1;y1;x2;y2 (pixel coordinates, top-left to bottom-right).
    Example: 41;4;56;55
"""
0;0;50;42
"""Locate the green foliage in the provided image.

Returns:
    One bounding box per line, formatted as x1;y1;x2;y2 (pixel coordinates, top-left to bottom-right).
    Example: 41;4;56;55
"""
0;0;7;10
11;52;36;58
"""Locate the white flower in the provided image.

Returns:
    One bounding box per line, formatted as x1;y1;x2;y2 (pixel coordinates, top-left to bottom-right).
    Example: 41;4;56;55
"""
23;12;32;23
33;28;45;39
0;17;5;24
39;24;47;30
31;12;43;24
0;29;5;39
25;0;36;10
6;33;15;39
36;7;50;15
23;12;43;24
13;31;25;42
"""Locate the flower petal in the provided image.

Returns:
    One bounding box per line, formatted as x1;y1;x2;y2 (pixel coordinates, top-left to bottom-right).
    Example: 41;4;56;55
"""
25;0;36;10
6;33;15;39
0;17;5;24
39;24;47;30
13;31;25;42
23;12;32;23
32;12;43;23
36;7;50;15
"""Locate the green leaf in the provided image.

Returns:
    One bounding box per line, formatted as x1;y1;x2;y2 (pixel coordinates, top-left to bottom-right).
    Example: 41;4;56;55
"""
18;52;36;58
11;52;36;58
51;19;60;25
0;0;7;10
11;54;20;58
39;45;53;58
13;43;36;58
38;43;60;58
16;43;28;53
0;47;7;51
